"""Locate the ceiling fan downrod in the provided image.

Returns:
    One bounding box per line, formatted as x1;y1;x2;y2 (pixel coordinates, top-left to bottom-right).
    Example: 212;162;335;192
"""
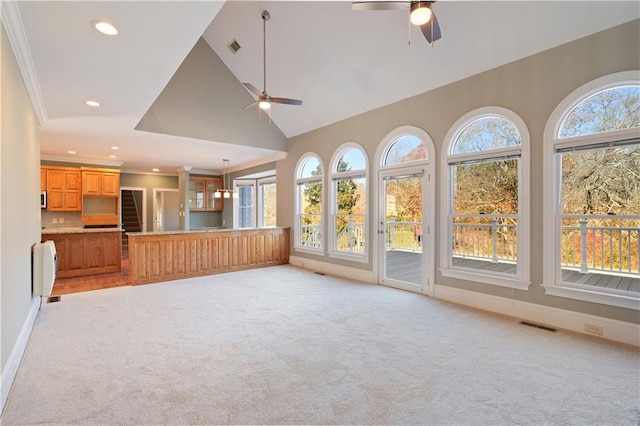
262;10;270;94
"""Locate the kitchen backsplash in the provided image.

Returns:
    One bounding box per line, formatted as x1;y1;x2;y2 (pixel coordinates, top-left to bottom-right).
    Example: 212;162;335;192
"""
41;211;82;228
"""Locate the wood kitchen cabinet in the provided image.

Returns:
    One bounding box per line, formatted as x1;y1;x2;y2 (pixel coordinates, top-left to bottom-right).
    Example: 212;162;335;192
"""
81;167;120;225
44;167;82;211
43;231;122;278
40;169;46;191
189;177;223;211
82;168;120;196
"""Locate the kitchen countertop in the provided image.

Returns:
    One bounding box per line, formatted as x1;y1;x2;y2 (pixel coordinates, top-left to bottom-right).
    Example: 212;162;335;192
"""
42;227;123;234
127;227;288;237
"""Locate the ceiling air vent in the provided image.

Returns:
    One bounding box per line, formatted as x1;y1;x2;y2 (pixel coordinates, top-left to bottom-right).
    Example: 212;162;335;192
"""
228;39;241;54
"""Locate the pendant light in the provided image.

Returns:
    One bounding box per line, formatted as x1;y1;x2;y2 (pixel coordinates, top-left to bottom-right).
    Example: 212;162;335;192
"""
215;159;238;199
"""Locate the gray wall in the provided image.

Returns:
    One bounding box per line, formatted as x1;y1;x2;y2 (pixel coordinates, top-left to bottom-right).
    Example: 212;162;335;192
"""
278;20;640;323
120;173;178;232
136;38;288;153
1;23;41;374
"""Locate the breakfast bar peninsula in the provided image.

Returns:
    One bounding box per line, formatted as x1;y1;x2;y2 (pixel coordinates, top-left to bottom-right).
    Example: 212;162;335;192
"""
126;227;289;285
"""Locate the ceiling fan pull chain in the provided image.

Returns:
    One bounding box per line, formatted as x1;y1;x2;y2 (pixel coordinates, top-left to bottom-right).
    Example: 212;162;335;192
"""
408;14;411;46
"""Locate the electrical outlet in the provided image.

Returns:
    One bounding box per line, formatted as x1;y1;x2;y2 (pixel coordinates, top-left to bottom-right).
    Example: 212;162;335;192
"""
585;323;603;336
52;218;58;224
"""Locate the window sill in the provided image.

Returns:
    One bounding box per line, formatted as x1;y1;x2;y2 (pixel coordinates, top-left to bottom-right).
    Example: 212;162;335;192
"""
440;267;531;290
328;251;368;263
542;284;640;310
293;246;324;256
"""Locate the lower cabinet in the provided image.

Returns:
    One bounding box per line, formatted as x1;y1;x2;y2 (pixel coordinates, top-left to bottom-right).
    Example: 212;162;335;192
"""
43;231;122;278
128;228;290;285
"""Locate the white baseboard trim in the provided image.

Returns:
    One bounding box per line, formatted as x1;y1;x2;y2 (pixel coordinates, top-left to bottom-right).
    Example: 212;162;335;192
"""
1;297;40;412
435;284;639;347
289;256;374;284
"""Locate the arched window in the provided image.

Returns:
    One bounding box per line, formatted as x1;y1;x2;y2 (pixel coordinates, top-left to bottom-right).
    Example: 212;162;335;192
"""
383;135;428;166
295;154;324;252
329;143;368;260
375;126;436;294
441;107;530;289
543;72;639;309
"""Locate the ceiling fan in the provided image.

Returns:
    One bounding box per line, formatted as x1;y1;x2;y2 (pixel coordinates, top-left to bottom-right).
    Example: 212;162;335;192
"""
243;10;302;111
352;1;442;44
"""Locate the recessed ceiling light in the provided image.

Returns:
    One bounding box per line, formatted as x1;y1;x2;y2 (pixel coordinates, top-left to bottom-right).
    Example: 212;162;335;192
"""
110;146;119;150
85;100;100;107
152;168;160;172
109;155;117;158
67;150;76;154
92;20;118;36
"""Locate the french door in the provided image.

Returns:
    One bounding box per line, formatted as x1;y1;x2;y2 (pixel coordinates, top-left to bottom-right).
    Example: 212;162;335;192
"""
378;166;430;293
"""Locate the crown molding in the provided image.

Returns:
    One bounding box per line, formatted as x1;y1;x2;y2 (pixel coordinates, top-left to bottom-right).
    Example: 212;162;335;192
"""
1;1;48;124
226;152;287;174
40;154;123;167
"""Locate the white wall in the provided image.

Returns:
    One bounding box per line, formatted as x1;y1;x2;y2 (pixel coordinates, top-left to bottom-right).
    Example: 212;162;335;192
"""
1;23;41;411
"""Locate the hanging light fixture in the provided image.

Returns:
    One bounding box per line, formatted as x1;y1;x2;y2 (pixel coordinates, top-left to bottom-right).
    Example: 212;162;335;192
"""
410;1;433;26
214;159;239;199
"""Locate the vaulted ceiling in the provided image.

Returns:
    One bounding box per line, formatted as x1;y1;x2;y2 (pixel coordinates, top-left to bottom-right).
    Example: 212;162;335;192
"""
4;1;638;174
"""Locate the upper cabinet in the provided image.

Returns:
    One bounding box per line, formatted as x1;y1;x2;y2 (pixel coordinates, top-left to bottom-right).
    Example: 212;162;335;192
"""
189;177;223;211
82;168;120;196
44;166;82;211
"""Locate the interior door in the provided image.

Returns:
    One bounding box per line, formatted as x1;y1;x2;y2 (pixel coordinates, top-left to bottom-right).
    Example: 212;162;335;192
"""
378;167;427;292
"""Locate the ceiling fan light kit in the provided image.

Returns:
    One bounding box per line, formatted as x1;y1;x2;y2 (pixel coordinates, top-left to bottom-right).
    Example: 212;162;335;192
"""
410;2;433;26
352;0;442;45
242;10;303;112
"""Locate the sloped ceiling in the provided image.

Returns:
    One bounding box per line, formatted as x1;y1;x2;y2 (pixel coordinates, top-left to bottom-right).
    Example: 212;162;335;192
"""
6;1;639;174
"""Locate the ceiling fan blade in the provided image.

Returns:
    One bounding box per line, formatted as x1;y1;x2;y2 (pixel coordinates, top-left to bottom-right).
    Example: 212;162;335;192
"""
352;1;409;11
243;82;262;96
242;100;258;110
420;12;442;43
271;97;303;106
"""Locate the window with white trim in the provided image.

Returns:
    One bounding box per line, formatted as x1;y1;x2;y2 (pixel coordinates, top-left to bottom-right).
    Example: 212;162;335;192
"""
544;75;639;309
329;144;368;260
442;107;530;289
233;181;256;229
258;177;276;228
295;154;323;252
233;176;276;229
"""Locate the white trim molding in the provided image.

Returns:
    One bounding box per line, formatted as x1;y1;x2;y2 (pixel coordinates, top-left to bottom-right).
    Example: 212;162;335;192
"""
542;71;640;309
289;255;374;284
1;1;48;124
373;125;436;297
435;284;639;347
1;297;40;412
440;106;531;288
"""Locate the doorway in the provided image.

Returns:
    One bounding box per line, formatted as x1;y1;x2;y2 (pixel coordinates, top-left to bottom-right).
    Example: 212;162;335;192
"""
153;188;179;232
120;187;146;254
378;166;429;292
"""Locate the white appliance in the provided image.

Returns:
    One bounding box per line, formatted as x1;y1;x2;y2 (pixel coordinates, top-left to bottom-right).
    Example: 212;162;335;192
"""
33;241;57;297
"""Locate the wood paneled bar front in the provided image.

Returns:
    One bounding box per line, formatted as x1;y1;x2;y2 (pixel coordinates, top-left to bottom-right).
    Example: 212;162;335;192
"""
127;227;290;285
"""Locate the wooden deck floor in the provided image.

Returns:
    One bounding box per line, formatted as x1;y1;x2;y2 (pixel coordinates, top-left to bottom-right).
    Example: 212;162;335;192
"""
386;252;639;293
385;250;422;285
561;269;640;292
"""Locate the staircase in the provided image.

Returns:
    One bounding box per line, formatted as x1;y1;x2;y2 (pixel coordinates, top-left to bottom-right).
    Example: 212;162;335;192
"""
121;190;141;253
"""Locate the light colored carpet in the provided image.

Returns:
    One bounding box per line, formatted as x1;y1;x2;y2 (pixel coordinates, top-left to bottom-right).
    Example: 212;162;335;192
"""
2;265;638;425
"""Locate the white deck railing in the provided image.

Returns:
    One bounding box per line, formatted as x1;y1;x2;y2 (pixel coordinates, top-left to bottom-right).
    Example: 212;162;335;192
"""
561;218;639;275
451;215;639;277
299;214;322;249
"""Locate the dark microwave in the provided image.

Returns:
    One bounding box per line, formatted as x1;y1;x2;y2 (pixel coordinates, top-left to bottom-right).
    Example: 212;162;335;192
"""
41;191;46;209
